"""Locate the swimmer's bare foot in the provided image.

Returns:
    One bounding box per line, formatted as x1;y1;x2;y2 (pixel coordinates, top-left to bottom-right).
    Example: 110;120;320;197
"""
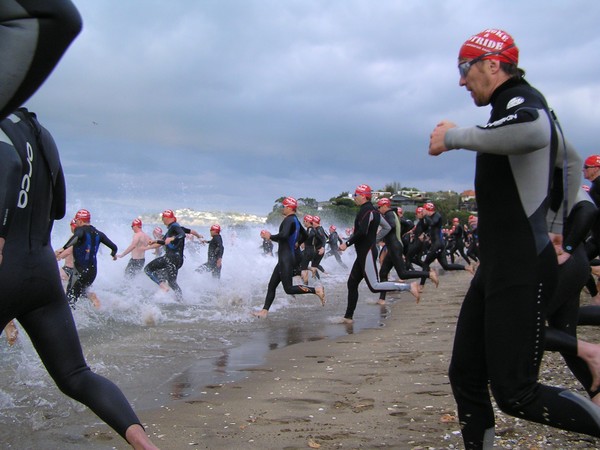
410;281;421;304
315;286;326;306
578;340;600;391
4;320;18;346
88;292;101;309
376;299;385;305
465;264;475;276
125;423;160;450
159;282;170;292
429;268;439;288
252;309;269;318
341;317;353;324
418;285;424;293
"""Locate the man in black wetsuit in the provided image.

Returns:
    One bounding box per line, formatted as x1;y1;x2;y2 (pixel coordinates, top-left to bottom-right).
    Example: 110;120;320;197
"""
55;208;118;308
311;215;328;276
429;28;600;448
421;202;473;275
447;217;472;265
339;185;419;323
253;197;325;318
145;209;186;301
0;109;158;448
196;224;224;279
376;197;438;304
326;225;347;268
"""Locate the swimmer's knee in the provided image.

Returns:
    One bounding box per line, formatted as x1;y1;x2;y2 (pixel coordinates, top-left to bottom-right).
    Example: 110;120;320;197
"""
490;384;536;417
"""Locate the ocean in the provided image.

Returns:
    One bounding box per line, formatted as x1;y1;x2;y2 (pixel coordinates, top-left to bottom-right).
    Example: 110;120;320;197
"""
0;211;397;449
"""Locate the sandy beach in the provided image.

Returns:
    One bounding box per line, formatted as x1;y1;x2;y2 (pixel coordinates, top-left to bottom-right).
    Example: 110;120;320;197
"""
83;269;600;450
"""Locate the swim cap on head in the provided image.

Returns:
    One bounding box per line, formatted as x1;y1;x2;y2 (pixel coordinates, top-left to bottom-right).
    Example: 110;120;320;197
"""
303;214;314;223
282;197;297;210
162;209;176;220
313;215;321;224
75;209;91;222
132;218;142;228
585;155;600;168
210;224;221;233
329;225;336;231
377;198;391;207
459;29;518;64
355;184;372;197
424;202;435;212
416;207;424;214
453;217;459;222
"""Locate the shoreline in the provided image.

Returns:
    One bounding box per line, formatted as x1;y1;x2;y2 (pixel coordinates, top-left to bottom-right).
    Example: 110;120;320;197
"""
88;269;600;449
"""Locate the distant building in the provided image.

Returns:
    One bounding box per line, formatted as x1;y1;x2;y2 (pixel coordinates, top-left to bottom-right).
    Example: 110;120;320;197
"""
459;189;477;211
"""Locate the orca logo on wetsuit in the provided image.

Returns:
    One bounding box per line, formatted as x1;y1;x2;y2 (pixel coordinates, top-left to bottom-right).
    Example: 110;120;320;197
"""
17;142;34;209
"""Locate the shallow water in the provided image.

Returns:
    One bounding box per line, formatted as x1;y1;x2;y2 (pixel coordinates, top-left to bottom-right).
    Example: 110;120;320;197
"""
0;226;402;449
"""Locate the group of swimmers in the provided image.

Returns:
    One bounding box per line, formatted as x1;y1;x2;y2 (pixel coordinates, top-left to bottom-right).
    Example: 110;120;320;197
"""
52;208;223;308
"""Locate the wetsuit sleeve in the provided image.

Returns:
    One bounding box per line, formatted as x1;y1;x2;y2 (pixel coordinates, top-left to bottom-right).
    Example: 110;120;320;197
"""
346;209;371;247
376;215;391;242
270;217;292;243
0;0;82;120
181;226;191;234
444;108;551;156
563;199;597;254
62;228;83;249
99;231;118;257
0;134;22;238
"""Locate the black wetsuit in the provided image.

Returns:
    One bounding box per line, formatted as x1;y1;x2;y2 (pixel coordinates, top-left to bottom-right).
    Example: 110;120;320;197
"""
546;188;599;398
0;0;81;121
379;209;430;302
447;223;471;264
144;221;186;300
300;227;316;271
445;76;600;447
421;211;466;272
62;225;117;305
311;225;328;273
344;202;411;320
261;213;318;311
0;108;141;440
326;230;347;268
197;234;224;278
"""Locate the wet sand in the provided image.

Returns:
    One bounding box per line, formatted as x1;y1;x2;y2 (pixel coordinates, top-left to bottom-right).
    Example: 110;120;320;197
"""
90;269;600;449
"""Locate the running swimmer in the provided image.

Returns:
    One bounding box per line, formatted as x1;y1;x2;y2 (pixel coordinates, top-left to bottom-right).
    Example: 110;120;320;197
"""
118;218;152;278
55;209;118;309
0;108;157;449
145;210;186;301
196;224;224;279
339;185;420;323
429;28;600;447
253;197;325;318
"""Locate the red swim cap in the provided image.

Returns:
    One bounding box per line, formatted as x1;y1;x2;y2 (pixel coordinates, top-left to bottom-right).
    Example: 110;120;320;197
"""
162;209;176;220
132;218;142;228
75;209;91;222
585;155;600;168
377;198;391;207
282;197;297;210
154;226;163;235
313;215;321;224
329;225;336;231
303;215;314;223
355;184;372;197
416;207;424;214
459;29;518;64
424;202;435;212
210;224;221;233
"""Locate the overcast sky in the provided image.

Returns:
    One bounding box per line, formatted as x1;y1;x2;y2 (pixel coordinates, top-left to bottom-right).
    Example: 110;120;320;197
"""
24;0;600;216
